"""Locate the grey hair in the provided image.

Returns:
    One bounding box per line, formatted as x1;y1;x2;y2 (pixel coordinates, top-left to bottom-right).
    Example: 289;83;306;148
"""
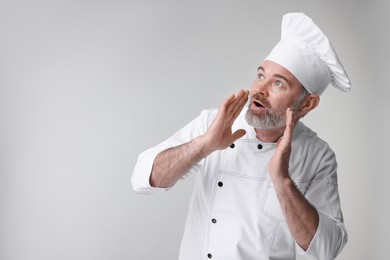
292;85;310;112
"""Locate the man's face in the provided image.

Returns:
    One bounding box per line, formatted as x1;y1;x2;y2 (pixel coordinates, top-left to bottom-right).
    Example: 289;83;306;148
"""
245;60;305;131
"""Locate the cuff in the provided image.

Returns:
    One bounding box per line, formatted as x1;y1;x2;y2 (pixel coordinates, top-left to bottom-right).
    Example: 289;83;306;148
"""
131;148;170;194
296;211;347;260
296;211;323;257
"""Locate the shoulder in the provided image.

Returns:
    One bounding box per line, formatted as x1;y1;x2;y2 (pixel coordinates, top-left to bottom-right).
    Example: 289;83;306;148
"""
195;108;218;128
294;122;332;150
199;108;218;120
291;122;337;179
293;122;336;163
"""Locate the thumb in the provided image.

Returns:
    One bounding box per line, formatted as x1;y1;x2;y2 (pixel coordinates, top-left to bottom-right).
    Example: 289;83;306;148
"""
230;129;246;143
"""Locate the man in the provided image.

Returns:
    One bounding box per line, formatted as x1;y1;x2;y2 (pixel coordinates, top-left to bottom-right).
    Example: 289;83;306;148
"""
132;13;350;260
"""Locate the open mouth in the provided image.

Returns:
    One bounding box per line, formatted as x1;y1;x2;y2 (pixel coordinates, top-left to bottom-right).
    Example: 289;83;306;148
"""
253;100;264;108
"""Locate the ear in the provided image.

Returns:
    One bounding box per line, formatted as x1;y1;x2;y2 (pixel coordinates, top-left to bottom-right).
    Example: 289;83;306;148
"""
298;94;320;117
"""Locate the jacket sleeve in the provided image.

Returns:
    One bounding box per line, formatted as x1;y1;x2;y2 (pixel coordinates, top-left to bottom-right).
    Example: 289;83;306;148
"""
296;148;348;260
131;109;217;194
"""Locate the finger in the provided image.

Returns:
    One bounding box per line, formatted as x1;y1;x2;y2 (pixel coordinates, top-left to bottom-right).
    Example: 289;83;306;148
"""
220;90;249;125
219;93;236;114
231;90;249;120
283;108;295;142
227;89;246;107
275;108;296;149
223;88;246;109
230;129;247;143
228;89;249;118
232;89;249;110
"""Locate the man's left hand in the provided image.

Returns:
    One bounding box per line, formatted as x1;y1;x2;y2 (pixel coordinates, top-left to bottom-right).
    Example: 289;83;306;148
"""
268;107;298;183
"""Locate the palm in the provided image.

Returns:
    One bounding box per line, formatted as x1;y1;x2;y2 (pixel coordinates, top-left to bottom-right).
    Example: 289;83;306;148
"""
268;108;296;181
204;90;249;152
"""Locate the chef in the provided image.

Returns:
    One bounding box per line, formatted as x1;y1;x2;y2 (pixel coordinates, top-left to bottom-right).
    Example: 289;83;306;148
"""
132;13;351;260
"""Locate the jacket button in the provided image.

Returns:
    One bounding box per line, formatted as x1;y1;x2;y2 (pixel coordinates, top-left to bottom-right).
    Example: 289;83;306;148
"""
230;143;235;148
218;181;223;187
212;218;217;223
207;253;212;258
257;144;263;149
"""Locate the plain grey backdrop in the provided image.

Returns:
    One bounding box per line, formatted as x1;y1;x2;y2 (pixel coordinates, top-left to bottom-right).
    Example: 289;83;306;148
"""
0;0;389;259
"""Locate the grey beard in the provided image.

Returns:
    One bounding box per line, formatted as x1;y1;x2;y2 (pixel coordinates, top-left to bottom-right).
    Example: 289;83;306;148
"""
244;87;309;131
245;86;310;131
244;97;304;131
245;104;287;131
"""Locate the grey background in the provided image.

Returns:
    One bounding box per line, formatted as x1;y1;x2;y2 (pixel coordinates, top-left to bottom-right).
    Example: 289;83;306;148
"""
0;0;388;259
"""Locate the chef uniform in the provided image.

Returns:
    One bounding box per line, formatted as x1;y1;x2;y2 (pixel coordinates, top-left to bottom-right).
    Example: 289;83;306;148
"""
132;13;351;260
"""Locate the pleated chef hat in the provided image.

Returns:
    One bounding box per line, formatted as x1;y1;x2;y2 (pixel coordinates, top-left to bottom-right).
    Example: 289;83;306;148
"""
265;13;351;96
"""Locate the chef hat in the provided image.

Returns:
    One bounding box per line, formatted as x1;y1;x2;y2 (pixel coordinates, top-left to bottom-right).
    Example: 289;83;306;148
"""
265;13;351;96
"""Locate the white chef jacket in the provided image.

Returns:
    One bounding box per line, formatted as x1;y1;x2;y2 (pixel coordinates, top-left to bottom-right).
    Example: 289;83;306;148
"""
132;108;347;260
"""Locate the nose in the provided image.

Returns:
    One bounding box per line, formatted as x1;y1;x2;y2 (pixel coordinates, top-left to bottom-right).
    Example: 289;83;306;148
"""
251;79;269;97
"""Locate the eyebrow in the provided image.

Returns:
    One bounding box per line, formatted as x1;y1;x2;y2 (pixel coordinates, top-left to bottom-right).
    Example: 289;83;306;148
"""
257;66;291;84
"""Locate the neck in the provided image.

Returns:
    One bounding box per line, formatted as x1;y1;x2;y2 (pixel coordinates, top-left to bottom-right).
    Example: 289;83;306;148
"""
254;127;285;143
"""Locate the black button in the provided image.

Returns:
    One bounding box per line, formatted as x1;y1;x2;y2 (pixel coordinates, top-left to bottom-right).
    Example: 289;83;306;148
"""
230;143;235;148
207;253;212;258
257;144;263;150
212;218;217;223
218;181;223;187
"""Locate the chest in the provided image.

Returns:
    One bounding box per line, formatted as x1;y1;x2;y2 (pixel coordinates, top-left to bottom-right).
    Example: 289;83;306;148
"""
199;139;311;221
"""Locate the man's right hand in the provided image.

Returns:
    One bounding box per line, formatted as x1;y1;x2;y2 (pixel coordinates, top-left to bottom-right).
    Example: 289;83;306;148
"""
198;89;249;157
150;89;249;188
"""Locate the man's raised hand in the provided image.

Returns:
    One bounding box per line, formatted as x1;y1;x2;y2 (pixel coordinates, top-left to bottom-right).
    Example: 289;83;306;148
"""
199;89;249;156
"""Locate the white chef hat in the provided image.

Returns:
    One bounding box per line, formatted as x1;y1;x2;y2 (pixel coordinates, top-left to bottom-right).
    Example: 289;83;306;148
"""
265;13;351;96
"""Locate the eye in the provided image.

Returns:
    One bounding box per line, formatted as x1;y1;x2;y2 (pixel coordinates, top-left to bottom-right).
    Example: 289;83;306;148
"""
257;74;265;80
273;80;284;88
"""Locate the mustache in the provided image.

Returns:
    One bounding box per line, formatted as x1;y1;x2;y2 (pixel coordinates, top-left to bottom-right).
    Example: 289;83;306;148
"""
250;93;271;108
